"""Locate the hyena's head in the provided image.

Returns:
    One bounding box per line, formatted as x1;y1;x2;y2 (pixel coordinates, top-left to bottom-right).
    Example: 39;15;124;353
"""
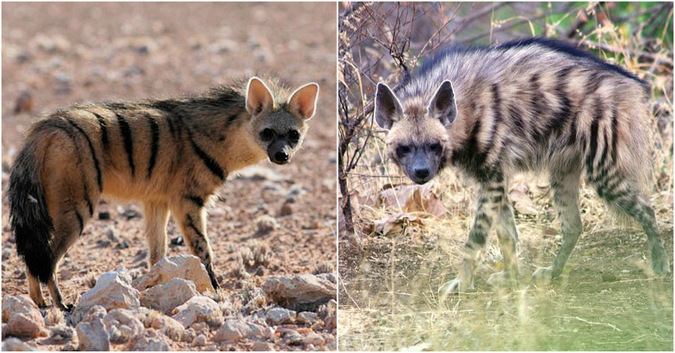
245;77;319;165
374;81;456;184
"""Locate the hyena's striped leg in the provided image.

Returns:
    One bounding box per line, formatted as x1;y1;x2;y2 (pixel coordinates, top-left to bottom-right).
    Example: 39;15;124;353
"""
597;184;670;274
143;202;170;266
533;171;582;283
487;191;520;287
441;183;503;296
172;201;220;290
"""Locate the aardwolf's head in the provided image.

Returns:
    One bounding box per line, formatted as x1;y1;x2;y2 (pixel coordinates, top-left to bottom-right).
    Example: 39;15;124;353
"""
374;81;456;184
245;77;319;165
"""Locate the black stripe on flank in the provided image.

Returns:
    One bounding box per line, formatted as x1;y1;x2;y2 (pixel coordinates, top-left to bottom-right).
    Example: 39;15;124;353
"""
116;113;135;177
549;67;573;136
491;84;502;124
610;107;619;161
147;117;160;179
585;98;603;175
75;211;84;235
67;119;103;192
189;133;225;180
167;117;178;140
84;195;94;217
93;113;110;150
185;194;205;208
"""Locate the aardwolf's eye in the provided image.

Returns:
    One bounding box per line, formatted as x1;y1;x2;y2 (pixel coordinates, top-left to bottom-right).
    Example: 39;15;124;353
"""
396;145;411;158
430;142;442;154
260;128;275;141
288;130;300;144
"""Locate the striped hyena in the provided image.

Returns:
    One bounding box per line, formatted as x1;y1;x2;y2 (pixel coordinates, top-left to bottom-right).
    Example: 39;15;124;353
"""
9;76;319;310
374;37;670;294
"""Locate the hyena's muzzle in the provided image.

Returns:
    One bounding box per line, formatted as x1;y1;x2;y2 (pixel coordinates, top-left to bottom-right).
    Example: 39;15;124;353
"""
397;145;442;184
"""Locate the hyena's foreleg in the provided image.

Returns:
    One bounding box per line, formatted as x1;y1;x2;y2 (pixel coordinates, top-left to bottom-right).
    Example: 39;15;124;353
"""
172;200;220;290
27;268;46;308
596;182;670;274
143;202;170;266
533;170;582;283
441;177;516;295
487;191;521;287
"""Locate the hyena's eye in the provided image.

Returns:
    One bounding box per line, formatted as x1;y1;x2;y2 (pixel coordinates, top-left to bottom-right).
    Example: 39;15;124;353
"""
288;130;301;144
396;145;411;158
260;128;275;141
430;143;442;154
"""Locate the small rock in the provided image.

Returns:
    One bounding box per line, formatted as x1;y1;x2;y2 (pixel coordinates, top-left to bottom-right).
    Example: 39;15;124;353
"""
192;334;207;347
2;337;36;351
280;328;303;345
103;227;118;241
133;255;213;293
116;240;130;249
37;325;75;345
3;248;12;261
2;295;48;338
121;206;142;219
170;236;184;246
213;319;273;343
98;211;111;220
126;329;170;351
103;309;144;343
171;296;222;328
77;318;110;351
303;333;325;346
265;307;296;325
150;314;186;342
278;202;293;216
81;305;107;323
75;268;140;321
255;215;278;235
297;312;320;325
263;274;336;309
13;91;33;114
252;341;275;351
140;277;198;314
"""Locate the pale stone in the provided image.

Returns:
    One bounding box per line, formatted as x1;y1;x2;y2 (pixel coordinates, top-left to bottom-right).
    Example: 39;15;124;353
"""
1;295;48;338
140;277;198;314
76;318;110;351
171;296;222;328
103;308;144;343
263;274;336;306
133;255;213;293
76;268;140;320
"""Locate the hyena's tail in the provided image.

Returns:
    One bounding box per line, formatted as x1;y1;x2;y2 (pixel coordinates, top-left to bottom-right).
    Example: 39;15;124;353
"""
8;135;55;283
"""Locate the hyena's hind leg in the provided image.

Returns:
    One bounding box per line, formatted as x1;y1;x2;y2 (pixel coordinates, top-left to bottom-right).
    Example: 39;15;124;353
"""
533;168;583;283
144;202;170;266
172;199;220;290
27;268;47;308
595;180;670;274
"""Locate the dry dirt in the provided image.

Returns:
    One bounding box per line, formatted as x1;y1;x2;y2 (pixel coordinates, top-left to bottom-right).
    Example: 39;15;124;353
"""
1;2;337;350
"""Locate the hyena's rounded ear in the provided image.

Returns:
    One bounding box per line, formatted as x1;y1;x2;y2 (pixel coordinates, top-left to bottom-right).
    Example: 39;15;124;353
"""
427;80;457;127
288;82;319;120
246;77;275;116
374;82;403;130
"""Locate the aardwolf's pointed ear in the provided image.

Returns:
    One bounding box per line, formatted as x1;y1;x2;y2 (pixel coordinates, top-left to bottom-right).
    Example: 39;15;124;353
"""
427;80;457;127
288;82;319;120
374;83;403;130
246;77;275;116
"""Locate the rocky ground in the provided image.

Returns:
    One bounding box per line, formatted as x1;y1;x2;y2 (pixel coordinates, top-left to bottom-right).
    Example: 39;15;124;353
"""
2;2;337;351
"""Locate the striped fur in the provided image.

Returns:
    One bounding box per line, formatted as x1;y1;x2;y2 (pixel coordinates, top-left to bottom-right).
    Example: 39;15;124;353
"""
374;38;669;294
8;76;319;310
